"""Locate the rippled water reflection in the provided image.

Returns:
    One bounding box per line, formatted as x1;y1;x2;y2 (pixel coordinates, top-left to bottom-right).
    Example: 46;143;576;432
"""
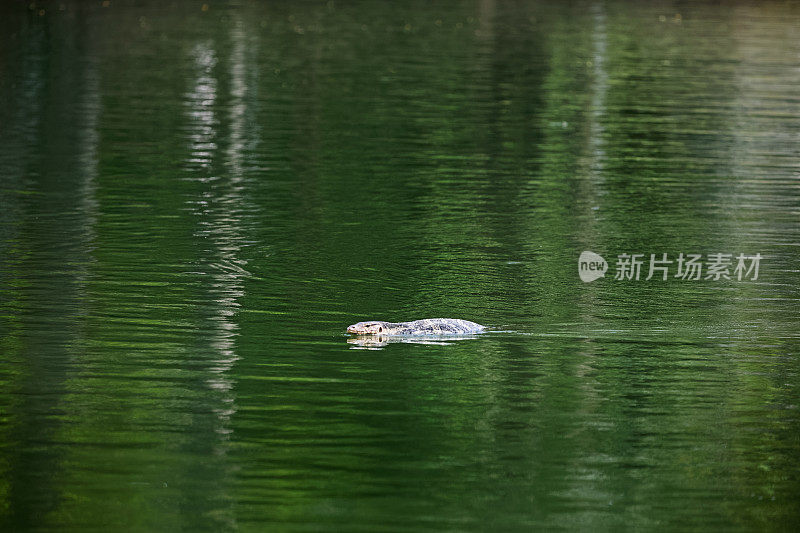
1;0;799;530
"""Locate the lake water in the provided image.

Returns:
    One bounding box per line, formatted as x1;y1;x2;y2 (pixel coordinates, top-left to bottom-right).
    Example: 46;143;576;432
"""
1;1;799;530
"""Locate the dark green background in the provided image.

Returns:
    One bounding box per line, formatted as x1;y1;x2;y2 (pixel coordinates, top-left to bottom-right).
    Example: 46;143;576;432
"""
1;1;799;530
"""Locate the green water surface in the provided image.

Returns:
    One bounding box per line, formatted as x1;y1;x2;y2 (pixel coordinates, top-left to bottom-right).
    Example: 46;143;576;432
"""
1;1;799;530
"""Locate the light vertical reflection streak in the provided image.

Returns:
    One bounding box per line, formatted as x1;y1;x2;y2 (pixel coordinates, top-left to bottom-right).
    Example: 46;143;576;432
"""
587;2;608;183
185;43;218;170
184;36;245;446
